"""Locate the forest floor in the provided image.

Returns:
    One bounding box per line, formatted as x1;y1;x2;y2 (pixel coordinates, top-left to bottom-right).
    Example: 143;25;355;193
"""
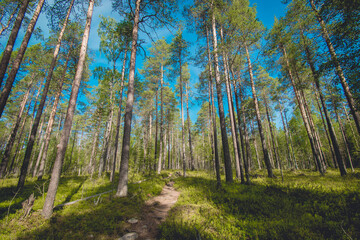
0;169;359;239
125;180;180;239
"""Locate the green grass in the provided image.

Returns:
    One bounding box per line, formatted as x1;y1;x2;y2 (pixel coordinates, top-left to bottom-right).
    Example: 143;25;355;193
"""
159;169;360;240
1;169;359;239
0;172;166;240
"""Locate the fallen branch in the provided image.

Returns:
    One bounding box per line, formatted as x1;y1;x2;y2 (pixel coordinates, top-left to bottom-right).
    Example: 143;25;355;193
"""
54;189;115;209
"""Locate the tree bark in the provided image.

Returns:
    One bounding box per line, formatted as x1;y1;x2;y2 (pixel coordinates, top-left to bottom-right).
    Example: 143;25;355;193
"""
233;76;250;183
0;0;30;86
220;28;243;181
335;106;354;172
157;64;164;174
36;48;72;180
116;0;141;197
205;25;221;187
0;0;45;118
280;44;325;174
211;5;233;182
41;0;94;219
309;0;360;136
245;44;273;178
16;0;74;189
89;116;101;177
186;82;195;171
110;49;128;182
0;79;32;178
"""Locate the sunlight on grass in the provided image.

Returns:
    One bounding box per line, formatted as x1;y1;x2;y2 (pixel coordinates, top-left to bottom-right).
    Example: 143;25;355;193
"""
159;169;360;240
0;173;166;240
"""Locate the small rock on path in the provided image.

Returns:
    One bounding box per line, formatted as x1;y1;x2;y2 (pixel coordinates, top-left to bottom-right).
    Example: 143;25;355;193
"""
123;182;180;240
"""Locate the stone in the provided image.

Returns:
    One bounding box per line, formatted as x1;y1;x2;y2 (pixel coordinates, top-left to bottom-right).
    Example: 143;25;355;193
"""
128;218;138;224
118;232;138;240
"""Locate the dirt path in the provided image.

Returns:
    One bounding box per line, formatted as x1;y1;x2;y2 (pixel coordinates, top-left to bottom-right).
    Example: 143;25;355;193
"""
123;182;180;240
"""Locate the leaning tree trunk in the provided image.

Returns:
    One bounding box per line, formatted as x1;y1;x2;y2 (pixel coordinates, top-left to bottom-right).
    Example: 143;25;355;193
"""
116;0;141;197
335;106;354;172
205;26;221;187
16;0;74;190
0;0;30;86
245;44;273;178
211;5;233;182
280;44;325;175
0;0;45;118
301;34;346;175
36;48;72;180
309;0;360;136
0;80;32;178
41;0;94;219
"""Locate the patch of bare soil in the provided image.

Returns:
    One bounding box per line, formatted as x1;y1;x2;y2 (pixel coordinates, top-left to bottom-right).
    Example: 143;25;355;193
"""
124;182;180;240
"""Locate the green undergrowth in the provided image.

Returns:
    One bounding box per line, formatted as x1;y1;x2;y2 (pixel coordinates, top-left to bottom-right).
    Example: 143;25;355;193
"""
0;171;166;239
159;169;360;240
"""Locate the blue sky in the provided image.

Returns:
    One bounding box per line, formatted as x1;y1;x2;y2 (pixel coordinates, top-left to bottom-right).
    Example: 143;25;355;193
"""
0;0;287;123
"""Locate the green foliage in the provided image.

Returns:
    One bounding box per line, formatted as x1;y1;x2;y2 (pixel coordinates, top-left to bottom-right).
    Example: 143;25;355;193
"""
0;173;166;239
159;170;360;239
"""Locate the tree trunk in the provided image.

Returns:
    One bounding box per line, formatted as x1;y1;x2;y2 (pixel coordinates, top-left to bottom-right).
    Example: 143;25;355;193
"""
41;0;94;219
37;47;72;180
186;82;195;171
309;0;360;136
157;64;164;174
211;5;233;182
278;102;295;169
116;0;141;197
250;120;261;169
342;103;360;149
206;25;221;187
89;117;101;177
100;82;115;177
110;49;128;182
335;107;354;172
264;97;280;170
16;0;73;189
220;28;243;181
284;109;298;169
280;45;325;174
154;89;158;172
0;0;45;118
0;0;30;86
245;44;273;177
0;79;32;178
233;76;250;183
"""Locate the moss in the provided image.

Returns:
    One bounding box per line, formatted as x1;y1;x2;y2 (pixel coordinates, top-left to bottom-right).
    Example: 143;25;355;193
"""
0;173;166;239
159;169;360;240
